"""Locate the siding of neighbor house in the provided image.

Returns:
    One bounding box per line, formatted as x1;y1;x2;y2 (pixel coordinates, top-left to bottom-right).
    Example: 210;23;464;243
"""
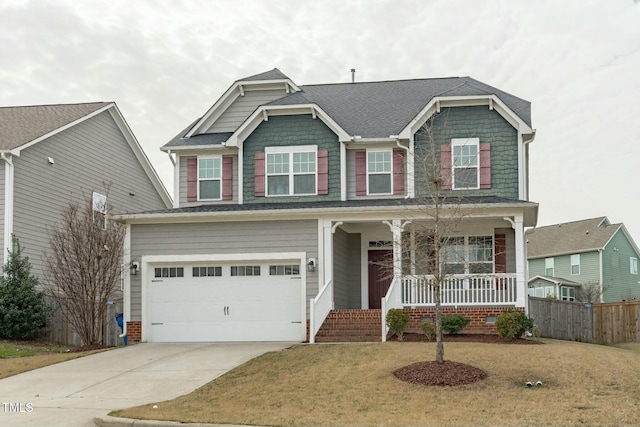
528;251;600;284
178;153;239;207
603;229;640;301
11;110;168;279
414;106;519;199
242;115;341;204
129;219;319;320
333;228;361;309
206;89;288;133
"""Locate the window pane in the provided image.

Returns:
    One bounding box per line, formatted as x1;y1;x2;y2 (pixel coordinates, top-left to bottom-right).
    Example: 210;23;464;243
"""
631;257;638;274
369;174;391;194
545;268;554;276
294;174;315;194
200;180;220;199
268;175;289;195
368;151;391;173
267;153;289;174
199;158;220;179
469;263;492;274
293;152;316;173
453;145;478;167
454;167;477;188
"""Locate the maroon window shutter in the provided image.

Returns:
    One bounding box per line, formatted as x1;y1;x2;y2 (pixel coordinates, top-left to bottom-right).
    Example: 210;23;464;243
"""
393;149;405;195
355;151;367;196
186;157;197;202
222;156;233;200
254;152;265;197
440;145;452;190
495;234;507;273
317;150;329;195
480;143;491;189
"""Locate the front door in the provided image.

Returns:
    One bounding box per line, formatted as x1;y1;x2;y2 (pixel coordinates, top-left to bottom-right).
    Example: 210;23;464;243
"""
368;249;393;309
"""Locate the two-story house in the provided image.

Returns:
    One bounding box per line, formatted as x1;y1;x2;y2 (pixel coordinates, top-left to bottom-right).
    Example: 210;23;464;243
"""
527;217;640;302
0;102;172;342
115;69;538;344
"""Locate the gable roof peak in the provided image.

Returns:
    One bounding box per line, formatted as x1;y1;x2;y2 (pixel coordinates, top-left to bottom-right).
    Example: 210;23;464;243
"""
238;68;290;82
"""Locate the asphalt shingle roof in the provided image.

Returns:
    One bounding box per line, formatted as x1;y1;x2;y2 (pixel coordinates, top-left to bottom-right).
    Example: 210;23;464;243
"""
164;71;532;149
526;217;620;259
0;102;111;150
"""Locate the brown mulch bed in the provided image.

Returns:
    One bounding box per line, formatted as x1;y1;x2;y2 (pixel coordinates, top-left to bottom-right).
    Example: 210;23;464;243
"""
392;332;542;344
394;360;488;386
391;333;541;386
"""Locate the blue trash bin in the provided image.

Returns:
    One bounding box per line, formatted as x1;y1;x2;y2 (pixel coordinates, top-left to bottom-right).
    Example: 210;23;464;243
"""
115;313;128;346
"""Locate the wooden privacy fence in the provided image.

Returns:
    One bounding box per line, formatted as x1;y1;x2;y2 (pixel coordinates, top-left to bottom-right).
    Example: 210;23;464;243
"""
44;296;124;347
528;296;640;345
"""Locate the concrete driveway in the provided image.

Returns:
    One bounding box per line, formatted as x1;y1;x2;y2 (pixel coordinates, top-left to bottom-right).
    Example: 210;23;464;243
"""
0;342;292;427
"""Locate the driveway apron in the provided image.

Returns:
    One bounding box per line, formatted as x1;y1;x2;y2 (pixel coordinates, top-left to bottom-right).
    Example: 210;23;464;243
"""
0;342;291;427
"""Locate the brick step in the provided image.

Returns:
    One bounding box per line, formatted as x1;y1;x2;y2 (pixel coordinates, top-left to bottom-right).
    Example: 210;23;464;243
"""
314;309;382;342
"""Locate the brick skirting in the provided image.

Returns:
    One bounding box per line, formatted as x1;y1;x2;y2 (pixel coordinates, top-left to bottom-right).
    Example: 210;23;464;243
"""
126;321;142;344
402;306;522;334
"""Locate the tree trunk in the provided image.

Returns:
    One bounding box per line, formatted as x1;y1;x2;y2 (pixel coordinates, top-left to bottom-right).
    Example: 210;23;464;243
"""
435;282;444;364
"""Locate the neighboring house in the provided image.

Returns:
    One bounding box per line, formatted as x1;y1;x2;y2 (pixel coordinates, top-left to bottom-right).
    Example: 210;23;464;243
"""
527;217;640;302
115;68;538;344
0;102;172;287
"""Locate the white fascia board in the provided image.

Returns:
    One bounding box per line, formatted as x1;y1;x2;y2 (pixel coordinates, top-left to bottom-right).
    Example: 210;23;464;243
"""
107;105;173;208
12;103;113;155
398;95;533;139
186;79;300;138
226;104;351;147
160;144;231;152
114;201;538;225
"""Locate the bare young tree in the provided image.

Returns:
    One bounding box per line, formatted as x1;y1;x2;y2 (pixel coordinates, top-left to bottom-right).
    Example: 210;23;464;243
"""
577;282;610;303
44;193;125;345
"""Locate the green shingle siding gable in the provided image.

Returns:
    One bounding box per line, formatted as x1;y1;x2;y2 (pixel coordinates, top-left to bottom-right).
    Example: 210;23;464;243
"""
243;115;341;203
414;106;519;199
603;230;640;301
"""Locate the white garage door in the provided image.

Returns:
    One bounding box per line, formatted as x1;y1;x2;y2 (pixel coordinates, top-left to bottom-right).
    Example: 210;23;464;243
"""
147;261;304;342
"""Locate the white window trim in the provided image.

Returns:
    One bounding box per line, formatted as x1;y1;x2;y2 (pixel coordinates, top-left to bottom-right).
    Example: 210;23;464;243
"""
197;156;222;201
451;137;480;190
366;148;393;196
265;145;318;196
571;254;580;275
545;257;554;276
631;257;638;275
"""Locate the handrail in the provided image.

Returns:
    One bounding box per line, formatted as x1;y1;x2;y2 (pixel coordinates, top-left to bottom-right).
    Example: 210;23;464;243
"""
381;277;402;342
309;279;333;343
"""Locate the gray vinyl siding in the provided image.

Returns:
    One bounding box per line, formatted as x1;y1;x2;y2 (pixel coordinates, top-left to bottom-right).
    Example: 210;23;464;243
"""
333;229;361;309
528;252;601;284
207;90;287;133
11;110;168;281
178;153;239;207
129;219;318;321
603;230;640;302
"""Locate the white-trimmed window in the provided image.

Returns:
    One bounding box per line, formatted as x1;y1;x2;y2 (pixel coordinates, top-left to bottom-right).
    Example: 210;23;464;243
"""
545;257;554;276
198;156;222;200
269;264;300;276
266;145;317;196
231;265;261;276
561;286;576;301
451;138;480;190
631;257;638;275
443;236;493;274
154;267;184;278
192;266;222;277
468;236;494;274
92;192;107;229
367;150;392;194
571;254;580;275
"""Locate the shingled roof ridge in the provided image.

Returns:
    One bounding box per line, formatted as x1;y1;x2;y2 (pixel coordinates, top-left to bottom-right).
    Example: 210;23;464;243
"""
299;75;463;88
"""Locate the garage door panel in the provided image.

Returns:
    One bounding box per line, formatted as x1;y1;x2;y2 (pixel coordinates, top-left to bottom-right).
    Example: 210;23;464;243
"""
147;261;304;342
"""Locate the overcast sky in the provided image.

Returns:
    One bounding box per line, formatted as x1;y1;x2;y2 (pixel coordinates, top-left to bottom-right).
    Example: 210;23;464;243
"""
2;0;639;241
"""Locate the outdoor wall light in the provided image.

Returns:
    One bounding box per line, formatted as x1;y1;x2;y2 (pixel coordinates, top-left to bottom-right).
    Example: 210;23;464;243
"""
307;258;316;272
130;261;140;275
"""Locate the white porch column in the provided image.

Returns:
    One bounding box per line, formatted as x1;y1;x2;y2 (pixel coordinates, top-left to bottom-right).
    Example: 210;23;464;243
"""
509;215;526;308
383;219;410;278
322;219;333;287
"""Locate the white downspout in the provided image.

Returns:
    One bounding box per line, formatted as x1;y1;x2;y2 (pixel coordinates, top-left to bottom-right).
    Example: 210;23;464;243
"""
1;152;14;265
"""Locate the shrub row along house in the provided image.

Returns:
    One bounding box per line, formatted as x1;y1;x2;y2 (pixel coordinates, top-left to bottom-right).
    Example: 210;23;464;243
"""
0;102;171;342
113;68;538;343
527;217;640;303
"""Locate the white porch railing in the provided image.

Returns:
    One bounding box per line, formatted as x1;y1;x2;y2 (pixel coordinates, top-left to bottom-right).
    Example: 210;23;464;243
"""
401;273;518;306
381;277;402;342
309;279;333;344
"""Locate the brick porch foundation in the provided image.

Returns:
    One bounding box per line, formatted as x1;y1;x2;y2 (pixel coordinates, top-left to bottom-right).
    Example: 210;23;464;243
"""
126;321;142;344
403;306;522;334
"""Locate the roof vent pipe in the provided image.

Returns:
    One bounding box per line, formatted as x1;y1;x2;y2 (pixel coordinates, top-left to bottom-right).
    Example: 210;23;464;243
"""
351;68;356;83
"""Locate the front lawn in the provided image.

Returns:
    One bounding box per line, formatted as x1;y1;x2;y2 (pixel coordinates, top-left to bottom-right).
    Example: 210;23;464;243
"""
0;340;103;379
116;339;640;427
